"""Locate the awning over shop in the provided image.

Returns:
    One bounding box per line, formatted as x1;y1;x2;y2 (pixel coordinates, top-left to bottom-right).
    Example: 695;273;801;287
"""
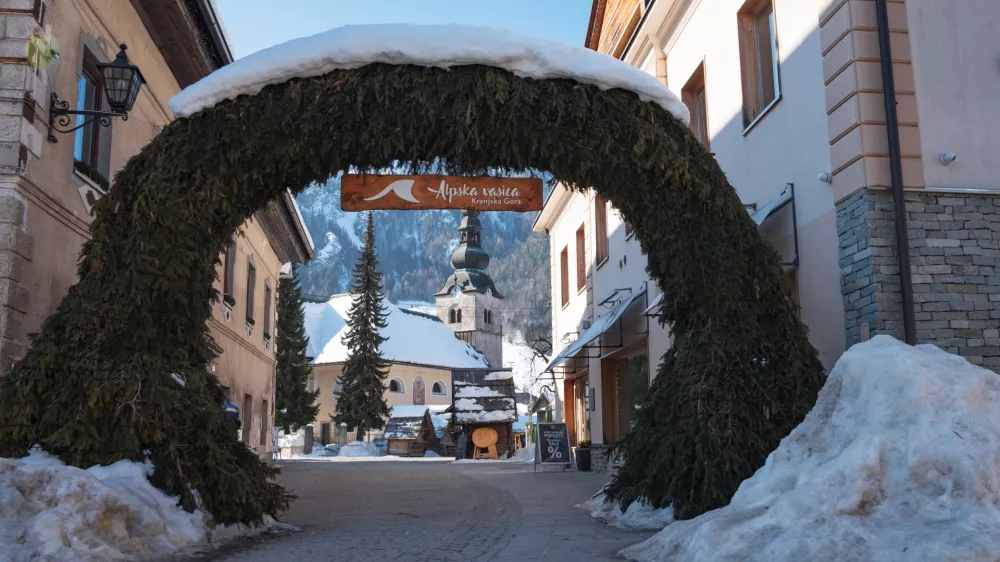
750;187;793;226
643;291;663;316
543;290;645;372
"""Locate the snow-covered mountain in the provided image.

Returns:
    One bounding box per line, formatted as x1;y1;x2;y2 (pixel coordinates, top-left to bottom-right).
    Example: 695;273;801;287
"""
295;175;552;340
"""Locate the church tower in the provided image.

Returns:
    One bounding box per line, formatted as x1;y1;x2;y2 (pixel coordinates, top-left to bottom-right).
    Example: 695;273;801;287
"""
435;210;504;368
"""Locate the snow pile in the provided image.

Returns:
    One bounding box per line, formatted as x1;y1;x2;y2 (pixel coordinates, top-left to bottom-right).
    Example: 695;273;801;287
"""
169;24;689;122
454;385;503;398
581;493;673;532
621;335;1000;562
337;441;381;458
277;431;304;449
0;450;282;561
424;450;440;458
484;371;514;381
510;446;534;464
303;295;488;368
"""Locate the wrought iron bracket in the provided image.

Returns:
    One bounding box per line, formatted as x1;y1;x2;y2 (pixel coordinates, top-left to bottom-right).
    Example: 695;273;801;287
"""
47;92;126;143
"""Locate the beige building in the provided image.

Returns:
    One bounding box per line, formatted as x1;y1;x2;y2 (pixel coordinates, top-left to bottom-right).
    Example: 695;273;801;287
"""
539;0;1000;471
0;0;313;458
303;294;491;444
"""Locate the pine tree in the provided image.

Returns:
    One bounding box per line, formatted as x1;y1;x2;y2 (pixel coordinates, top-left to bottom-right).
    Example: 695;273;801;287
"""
333;212;391;440
275;266;319;433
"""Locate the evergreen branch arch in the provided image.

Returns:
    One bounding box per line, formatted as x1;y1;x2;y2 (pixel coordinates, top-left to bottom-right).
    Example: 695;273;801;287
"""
0;63;824;523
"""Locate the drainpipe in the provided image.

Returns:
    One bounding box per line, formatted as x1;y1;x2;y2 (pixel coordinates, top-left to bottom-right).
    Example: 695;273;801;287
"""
875;0;916;345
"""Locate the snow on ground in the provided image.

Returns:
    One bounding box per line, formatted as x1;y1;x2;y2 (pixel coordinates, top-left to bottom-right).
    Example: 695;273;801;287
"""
581;493;674;532
303;295;488;368
170;24;689;122
337;441;381;458
621;335;1000;562
452;447;534;464
0;450;286;561
424;450;440;458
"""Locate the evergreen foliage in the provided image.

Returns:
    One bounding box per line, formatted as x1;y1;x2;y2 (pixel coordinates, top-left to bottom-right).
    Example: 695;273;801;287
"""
274;266;319;433
0;63;823;522
332;212;392;439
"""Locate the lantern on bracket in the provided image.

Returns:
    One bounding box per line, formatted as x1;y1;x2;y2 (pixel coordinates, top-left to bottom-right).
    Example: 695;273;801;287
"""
47;44;146;143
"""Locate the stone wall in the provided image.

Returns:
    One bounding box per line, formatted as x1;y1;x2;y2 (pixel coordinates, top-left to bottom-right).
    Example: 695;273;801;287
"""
838;188;1000;370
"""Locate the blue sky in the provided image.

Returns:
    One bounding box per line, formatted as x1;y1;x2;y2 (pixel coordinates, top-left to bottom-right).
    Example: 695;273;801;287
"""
215;0;592;59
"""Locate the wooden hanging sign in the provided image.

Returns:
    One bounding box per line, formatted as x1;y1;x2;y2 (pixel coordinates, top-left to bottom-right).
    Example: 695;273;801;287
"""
341;174;544;212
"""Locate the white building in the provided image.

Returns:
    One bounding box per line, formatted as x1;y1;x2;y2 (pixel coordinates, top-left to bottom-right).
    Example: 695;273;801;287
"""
538;0;1000;471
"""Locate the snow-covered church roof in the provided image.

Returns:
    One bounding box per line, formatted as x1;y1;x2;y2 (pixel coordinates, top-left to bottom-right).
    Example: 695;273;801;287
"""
168;24;689;123
303;294;489;369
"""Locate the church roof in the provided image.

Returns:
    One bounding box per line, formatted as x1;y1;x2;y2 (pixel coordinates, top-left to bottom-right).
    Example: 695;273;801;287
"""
303;294;489;368
434;269;505;299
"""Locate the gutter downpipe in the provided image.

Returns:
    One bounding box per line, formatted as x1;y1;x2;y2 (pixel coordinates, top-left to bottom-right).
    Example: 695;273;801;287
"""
875;0;916;345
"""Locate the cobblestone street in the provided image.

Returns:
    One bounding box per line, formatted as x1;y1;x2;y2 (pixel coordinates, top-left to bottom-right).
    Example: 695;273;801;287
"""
203;459;652;562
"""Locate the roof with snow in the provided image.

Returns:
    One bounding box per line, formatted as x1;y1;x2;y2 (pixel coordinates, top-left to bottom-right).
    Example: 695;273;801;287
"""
384;416;426;440
168;24;689;123
303;295;489;368
452;370;517;425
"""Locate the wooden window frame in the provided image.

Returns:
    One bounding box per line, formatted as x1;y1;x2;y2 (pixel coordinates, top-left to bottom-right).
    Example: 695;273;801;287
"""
246;260;256;324
682;61;710;148
260;398;269;450
560;246;570;308
223;239;236;298
241;393;253;444
594;195;609;268
74;56;103;170
263;281;272;338
738;0;781;132
575;225;586;293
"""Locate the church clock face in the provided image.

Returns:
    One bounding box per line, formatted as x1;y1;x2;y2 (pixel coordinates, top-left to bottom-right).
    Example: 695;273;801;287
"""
449;286;460;298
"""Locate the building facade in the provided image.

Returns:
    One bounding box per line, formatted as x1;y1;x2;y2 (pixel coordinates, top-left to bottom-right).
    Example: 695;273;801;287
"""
0;0;313;459
538;0;1000;471
303;294;491;444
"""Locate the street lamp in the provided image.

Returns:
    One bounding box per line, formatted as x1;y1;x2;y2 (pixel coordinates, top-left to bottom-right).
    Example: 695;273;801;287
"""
48;44;145;142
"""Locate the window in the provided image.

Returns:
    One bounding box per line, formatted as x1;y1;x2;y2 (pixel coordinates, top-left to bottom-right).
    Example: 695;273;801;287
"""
625;222;634;238
575;225;586;292
432;381;447;395
738;0;780;129
332;378;343;394
595;195;609;265
389;378;404;393
260;398;269;449
484;309;492;324
223;239;236;299
456;309;462;323
682;63;709;147
263;282;272;338
560;246;570;307
449;308;457;324
246;261;256;324
241;393;253;444
73;56;103;172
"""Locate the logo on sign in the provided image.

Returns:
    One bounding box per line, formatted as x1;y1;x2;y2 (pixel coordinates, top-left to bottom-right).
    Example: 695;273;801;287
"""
364;179;420;203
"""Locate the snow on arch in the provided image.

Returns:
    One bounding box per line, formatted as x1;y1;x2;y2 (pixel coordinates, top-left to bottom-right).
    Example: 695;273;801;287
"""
169;24;689;123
